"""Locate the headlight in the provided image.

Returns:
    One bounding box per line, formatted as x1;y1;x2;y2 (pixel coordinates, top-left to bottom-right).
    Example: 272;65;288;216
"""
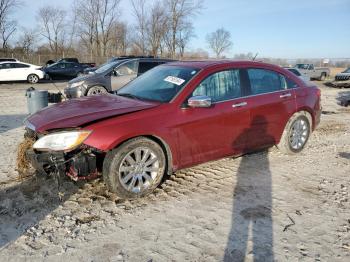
33;130;91;152
70;81;85;88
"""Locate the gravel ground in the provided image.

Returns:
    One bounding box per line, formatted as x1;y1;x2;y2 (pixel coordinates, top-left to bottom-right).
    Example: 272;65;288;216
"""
0;81;349;262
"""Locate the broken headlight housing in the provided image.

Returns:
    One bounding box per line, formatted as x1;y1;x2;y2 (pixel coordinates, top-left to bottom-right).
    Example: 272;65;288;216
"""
33;130;91;152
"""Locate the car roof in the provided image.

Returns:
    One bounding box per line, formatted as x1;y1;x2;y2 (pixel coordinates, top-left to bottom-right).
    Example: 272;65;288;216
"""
0;60;28;65
165;60;284;70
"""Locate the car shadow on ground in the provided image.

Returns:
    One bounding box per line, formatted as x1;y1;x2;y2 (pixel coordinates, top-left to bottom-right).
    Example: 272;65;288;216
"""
224;116;274;261
0;174;80;249
0;114;27;134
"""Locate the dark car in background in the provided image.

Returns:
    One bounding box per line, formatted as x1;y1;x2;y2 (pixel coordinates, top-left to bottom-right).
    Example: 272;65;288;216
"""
46;57;95;68
64;57;174;98
43;61;95;80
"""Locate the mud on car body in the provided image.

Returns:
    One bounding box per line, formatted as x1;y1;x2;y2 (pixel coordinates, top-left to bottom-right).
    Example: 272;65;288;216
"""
22;60;321;199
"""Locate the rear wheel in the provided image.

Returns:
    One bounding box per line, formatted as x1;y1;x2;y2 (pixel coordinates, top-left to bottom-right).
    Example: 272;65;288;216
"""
277;111;311;154
27;74;39;84
103;137;166;199
86;86;107;96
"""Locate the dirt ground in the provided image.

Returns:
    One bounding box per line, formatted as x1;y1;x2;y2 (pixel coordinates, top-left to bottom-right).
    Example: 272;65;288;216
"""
0;80;349;262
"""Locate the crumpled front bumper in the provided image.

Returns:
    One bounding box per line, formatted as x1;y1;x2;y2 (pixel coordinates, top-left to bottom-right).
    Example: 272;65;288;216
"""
26;148;99;181
26;149;65;174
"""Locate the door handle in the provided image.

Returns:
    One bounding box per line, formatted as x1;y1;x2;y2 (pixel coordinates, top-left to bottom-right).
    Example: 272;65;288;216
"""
232;102;247;108
280;93;292;98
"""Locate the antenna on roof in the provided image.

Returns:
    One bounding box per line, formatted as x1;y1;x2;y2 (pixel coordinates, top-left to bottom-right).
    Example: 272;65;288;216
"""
252;53;259;61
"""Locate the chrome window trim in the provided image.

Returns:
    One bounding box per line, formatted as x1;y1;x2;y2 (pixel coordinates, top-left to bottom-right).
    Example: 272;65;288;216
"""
211;86;299;105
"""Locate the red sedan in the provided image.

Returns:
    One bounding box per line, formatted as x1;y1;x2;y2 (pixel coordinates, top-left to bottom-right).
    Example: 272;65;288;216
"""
24;60;321;199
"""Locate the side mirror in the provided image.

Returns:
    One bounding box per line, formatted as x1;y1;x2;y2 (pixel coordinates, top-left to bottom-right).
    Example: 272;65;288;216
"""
188;95;212;108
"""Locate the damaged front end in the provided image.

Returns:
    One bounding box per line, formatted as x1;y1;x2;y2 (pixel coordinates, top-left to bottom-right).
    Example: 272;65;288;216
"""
19;127;103;181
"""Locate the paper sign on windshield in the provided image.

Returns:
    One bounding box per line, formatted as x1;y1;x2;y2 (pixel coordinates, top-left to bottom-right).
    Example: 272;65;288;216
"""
164;76;185;86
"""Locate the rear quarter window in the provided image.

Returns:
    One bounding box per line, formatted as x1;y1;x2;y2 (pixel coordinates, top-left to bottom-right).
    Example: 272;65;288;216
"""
138;62;159;74
288;68;301;76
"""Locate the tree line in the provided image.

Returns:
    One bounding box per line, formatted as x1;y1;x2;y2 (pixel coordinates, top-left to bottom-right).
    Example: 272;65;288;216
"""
0;0;238;63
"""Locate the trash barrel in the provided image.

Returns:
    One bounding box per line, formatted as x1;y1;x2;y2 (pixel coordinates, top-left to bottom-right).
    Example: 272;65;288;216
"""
26;87;48;114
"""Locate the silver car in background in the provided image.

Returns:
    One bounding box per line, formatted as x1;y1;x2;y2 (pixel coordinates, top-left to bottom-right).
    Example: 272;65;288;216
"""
284;67;310;82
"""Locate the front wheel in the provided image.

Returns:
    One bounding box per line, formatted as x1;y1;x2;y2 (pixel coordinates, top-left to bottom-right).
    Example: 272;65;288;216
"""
277;112;311;154
103;137;166;199
86;86;108;96
27;74;39;84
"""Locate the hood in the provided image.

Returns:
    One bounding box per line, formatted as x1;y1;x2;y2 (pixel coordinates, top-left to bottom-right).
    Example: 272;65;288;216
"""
26;94;160;133
68;74;95;84
336;72;350;76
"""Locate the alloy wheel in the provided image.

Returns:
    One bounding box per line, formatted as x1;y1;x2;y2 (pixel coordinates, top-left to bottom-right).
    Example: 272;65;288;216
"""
118;147;161;193
28;75;38;83
87;86;107;96
289;118;309;150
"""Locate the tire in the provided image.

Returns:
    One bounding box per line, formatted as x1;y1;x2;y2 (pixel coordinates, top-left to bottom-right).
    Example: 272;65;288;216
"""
27;74;39;84
320;73;326;81
277;111;312;155
103;137;166;199
86;85;108;96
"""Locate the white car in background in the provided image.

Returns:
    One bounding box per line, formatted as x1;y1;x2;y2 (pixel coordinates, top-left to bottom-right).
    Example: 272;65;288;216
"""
0;61;44;83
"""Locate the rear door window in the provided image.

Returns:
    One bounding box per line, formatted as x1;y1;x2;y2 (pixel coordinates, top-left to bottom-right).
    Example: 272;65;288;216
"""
0;63;15;69
192;69;241;102
247;68;286;95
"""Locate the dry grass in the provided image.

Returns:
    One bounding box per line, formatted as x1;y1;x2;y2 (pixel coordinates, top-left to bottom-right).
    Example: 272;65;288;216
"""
16;138;35;178
330;67;346;77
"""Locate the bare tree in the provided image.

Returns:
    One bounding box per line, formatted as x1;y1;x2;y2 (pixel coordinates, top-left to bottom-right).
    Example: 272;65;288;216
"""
147;1;168;56
0;0;20;50
37;6;67;57
17;27;39;55
177;21;194;58
74;0;120;59
110;21;129;56
206;27;233;58
130;0;148;54
165;0;203;58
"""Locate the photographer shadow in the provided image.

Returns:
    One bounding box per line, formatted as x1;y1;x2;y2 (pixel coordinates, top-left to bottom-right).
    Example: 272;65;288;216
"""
224;115;274;261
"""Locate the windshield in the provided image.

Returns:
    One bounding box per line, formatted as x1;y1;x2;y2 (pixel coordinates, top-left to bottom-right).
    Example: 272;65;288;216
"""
47;62;59;68
118;65;199;102
343;68;350;73
95;61;119;74
295;64;310;70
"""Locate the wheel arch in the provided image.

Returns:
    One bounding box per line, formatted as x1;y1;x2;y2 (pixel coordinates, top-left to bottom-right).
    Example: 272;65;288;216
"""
294;108;314;130
108;134;174;176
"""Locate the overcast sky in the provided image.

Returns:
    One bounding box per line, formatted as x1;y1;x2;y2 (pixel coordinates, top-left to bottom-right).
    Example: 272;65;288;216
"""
13;0;350;59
